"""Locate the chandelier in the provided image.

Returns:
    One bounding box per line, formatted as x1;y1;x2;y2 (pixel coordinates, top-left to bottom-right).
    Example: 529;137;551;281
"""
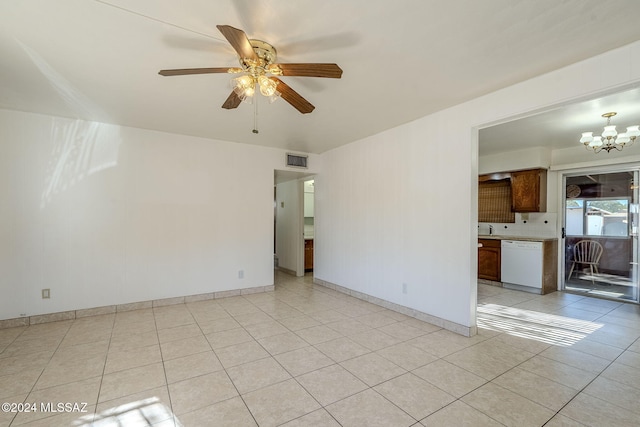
580;112;640;153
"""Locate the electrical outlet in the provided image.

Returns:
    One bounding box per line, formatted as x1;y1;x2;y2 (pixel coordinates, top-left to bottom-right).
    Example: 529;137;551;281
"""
402;283;408;294
42;289;50;299
238;270;244;279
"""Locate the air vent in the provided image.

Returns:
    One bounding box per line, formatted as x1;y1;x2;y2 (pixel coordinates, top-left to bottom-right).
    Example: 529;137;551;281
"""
286;153;308;169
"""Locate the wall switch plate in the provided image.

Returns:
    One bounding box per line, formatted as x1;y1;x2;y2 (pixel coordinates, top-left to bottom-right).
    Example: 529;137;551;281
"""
42;289;50;299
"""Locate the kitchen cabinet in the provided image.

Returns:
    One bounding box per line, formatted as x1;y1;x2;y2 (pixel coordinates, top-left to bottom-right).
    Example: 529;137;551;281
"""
511;168;547;212
478;237;558;294
304;239;314;270
478;239;501;282
540;239;558;294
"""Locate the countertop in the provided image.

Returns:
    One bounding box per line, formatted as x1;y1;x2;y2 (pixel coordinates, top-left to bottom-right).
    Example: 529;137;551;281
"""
478;235;557;242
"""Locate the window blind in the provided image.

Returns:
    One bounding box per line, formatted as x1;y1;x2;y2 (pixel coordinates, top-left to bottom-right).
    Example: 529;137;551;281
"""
478;180;515;223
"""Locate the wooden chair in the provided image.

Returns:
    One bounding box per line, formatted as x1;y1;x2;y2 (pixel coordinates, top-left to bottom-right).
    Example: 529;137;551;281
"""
567;240;604;284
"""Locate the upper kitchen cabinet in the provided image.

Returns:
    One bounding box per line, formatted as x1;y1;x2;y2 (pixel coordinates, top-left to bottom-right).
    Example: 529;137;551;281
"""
511;168;547;212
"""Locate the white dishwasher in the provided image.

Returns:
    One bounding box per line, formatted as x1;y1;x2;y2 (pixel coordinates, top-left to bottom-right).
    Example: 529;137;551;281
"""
501;240;543;290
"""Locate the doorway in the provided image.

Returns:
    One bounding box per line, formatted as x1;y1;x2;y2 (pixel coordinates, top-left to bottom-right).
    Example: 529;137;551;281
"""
274;170;315;277
303;179;315;273
562;169;639;302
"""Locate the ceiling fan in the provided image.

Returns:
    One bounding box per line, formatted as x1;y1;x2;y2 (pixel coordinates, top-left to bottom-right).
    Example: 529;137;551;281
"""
159;25;343;114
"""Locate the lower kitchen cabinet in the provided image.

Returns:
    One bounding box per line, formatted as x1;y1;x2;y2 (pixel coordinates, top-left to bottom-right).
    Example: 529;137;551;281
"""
478;237;558;294
304;239;314;271
478;239;501;281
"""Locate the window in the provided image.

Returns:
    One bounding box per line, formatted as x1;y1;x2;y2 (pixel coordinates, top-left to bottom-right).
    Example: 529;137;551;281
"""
566;198;629;237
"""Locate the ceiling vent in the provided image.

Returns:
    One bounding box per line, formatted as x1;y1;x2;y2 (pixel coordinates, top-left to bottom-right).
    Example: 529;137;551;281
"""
286;153;308;169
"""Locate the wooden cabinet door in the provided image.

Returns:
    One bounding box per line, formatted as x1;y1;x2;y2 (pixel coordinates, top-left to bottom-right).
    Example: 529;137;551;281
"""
511;169;547;212
478;239;501;281
304;240;314;270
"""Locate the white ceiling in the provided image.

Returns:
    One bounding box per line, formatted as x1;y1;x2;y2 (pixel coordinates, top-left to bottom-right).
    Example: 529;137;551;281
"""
2;0;640;154
479;88;640;156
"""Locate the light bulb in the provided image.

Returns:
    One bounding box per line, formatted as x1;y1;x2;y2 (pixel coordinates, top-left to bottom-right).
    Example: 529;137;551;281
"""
617;133;630;145
268;90;281;104
232;75;254;92
589;136;603;147
232;76;255;101
258;76;277;97
602;125;617;139
580;132;593;144
626;125;640;138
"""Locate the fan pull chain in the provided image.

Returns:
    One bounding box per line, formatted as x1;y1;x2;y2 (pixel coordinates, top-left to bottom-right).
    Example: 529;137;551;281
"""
252;95;259;134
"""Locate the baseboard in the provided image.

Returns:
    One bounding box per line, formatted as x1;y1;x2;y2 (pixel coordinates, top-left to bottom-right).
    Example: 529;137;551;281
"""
0;284;275;330
478;278;503;287
313;278;477;337
277;267;297;276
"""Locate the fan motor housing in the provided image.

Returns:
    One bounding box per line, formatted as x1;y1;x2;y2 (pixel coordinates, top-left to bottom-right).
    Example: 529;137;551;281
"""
245;40;277;66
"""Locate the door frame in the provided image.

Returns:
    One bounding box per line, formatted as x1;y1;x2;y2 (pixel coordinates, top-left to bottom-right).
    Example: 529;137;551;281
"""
274;170;315;278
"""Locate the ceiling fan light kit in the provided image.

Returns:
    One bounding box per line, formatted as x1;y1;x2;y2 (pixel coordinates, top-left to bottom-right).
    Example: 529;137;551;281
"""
158;24;343;125
580;112;640;153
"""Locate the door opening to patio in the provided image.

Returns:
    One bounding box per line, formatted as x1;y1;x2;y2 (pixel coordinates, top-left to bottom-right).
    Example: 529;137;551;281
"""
563;170;639;302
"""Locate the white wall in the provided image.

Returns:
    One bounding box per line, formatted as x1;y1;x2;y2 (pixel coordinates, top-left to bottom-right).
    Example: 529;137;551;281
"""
275;179;302;274
479;146;552;175
0;109;318;320
316;110;477;333
316;40;640;334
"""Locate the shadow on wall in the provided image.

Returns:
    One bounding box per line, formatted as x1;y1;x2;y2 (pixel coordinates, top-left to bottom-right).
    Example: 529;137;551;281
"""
40;118;121;208
15;39;122;208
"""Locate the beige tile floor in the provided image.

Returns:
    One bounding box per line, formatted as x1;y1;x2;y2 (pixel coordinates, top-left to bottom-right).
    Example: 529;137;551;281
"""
1;272;639;426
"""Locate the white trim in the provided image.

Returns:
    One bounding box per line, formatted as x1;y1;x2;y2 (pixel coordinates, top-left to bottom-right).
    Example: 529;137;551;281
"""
550;156;640;172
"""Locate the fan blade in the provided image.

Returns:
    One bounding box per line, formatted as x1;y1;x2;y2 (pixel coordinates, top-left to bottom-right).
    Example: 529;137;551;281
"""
277;63;343;78
159;67;234;76
222;91;242;109
272;78;315;114
216;25;257;60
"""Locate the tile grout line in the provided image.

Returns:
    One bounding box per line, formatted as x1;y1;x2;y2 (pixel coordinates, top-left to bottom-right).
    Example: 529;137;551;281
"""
236;292;330;425
152;305;179;425
184;296;262;427
474;304;639;425
268;279;408;426
8;319;100;426
1;325;32;427
87;313;117;424
540;337;640;426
